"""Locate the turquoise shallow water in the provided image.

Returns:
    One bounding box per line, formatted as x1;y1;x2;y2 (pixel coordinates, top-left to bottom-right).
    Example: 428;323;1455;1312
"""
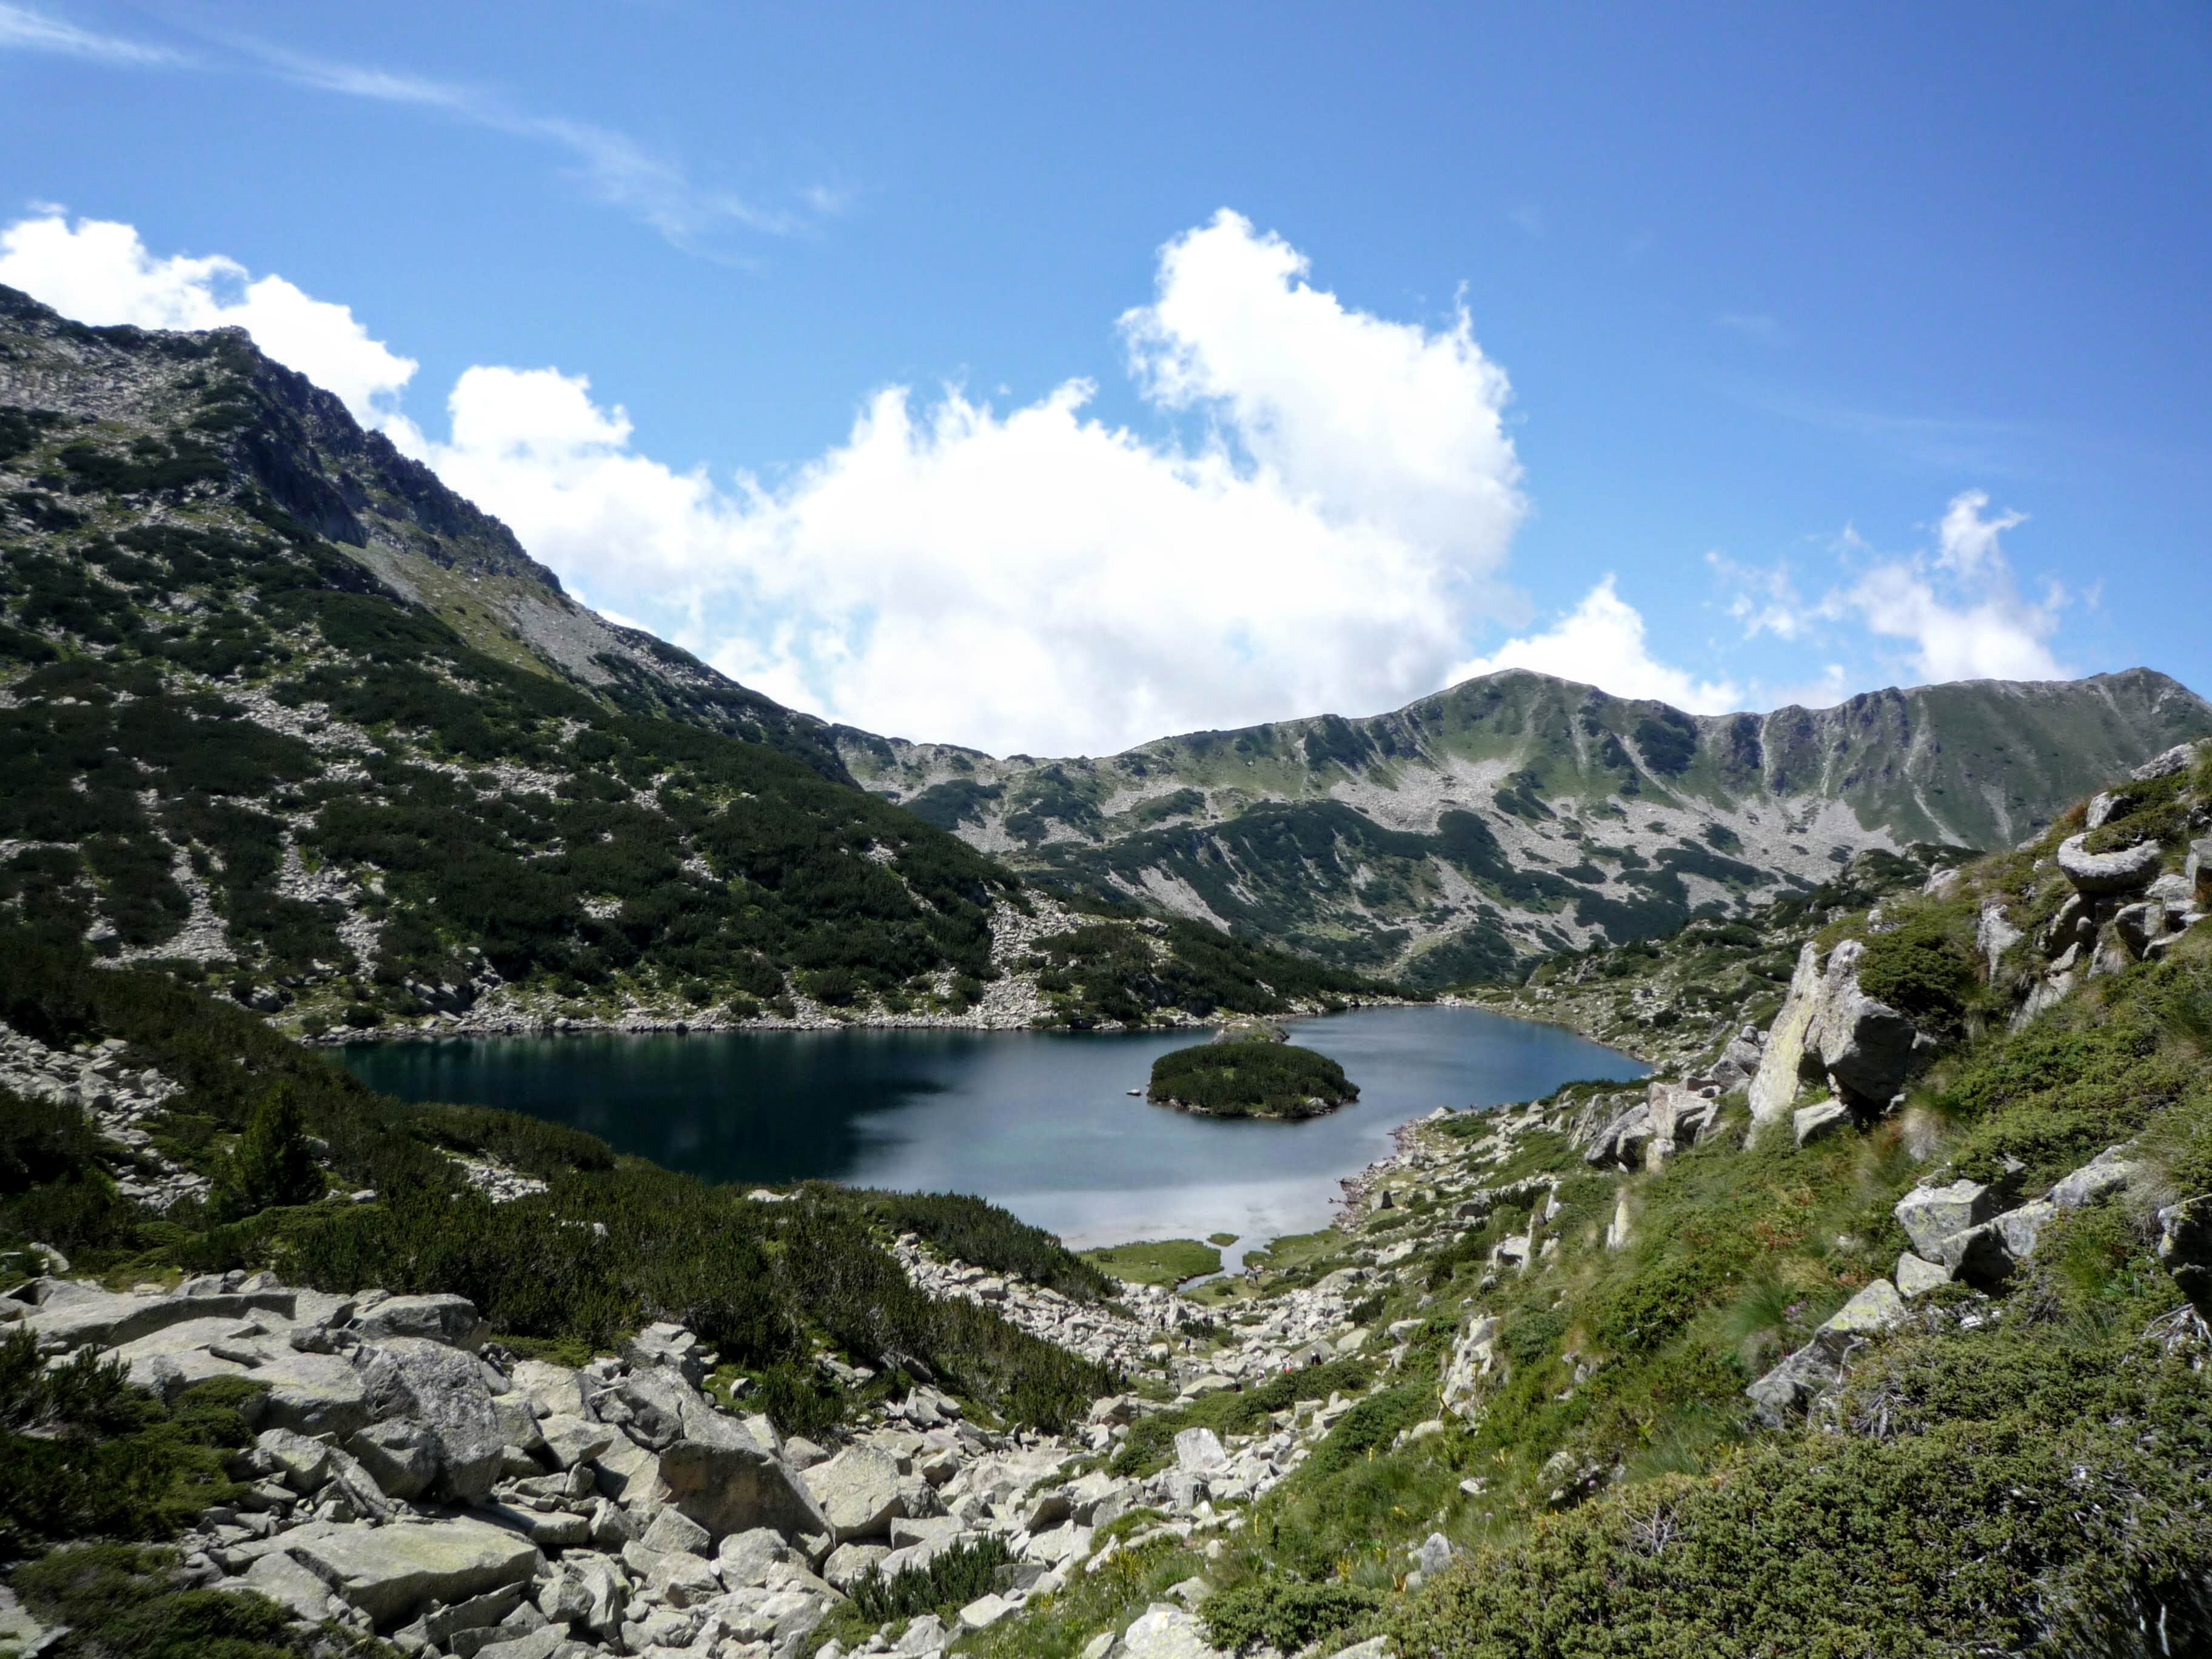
340;1005;1645;1248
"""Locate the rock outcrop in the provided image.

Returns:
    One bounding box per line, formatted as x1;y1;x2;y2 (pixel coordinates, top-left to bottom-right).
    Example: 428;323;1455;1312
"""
1748;940;1937;1122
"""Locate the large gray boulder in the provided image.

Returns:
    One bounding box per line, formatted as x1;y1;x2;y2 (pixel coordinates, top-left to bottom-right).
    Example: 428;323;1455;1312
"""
1746;1278;1908;1426
1749;944;1824;1124
1806;939;1936;1112
804;1445;931;1543
16;1279;298;1352
1118;1603;1228;1659
2158;1195;2212;1318
353;1293;483;1350
354;1337;504;1503
2056;833;2163;896
1894;1180;2005;1261
283;1517;539;1629
615;1367;828;1543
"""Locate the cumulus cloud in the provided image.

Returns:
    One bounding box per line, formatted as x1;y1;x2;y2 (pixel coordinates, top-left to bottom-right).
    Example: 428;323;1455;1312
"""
1836;491;2063;682
1447;576;1747;714
0;214;417;426
1709;492;2066;689
421;210;1531;755
0;206;2081;751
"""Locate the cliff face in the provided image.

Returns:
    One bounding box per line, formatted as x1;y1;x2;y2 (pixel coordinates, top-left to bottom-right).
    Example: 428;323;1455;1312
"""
839;667;2212;982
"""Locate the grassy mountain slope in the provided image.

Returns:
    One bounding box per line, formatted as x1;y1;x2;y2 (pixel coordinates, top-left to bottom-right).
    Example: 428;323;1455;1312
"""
968;744;2212;1659
840;667;2212;987
0;285;1382;1035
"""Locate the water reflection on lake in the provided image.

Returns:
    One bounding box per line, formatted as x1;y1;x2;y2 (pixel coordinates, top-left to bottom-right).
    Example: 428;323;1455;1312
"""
341;1005;1646;1248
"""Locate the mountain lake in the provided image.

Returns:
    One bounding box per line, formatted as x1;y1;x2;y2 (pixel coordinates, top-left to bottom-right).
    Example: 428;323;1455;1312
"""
340;1005;1647;1258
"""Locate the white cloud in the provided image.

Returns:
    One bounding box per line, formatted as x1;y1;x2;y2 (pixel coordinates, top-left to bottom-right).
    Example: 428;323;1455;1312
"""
0;1;183;65
0;214;417;426
0;207;2089;750
1447;575;1747;714
1935;487;2025;577
239;42;823;248
420;210;1531;756
1709;491;2066;689
1834;497;2062;684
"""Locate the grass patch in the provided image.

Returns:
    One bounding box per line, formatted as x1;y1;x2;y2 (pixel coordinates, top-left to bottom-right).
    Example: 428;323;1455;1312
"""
1084;1238;1221;1287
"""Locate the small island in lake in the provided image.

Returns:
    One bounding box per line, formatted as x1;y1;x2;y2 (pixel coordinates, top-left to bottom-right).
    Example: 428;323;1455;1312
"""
1146;1028;1359;1120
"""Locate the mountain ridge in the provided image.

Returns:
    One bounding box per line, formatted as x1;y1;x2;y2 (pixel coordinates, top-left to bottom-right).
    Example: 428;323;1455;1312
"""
840;665;2212;982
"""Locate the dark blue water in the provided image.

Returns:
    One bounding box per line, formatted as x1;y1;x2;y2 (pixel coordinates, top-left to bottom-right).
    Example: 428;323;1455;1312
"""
341;1006;1643;1248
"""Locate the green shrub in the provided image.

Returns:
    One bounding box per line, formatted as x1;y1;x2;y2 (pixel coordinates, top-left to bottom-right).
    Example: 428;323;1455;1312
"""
207;1083;324;1221
849;1535;1013;1623
1855;910;1979;1028
10;1543;313;1657
1203;1578;1381;1652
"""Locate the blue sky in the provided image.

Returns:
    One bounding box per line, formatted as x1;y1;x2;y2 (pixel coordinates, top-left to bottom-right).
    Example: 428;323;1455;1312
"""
2;2;2207;756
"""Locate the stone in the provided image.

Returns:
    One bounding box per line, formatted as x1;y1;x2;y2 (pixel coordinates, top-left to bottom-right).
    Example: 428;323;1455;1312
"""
253;1426;334;1493
2157;1195;2212;1318
958;1593;1013;1631
2190;839;2212;908
1996;1199;2060;1261
1748;943;1823;1123
716;1527;794;1588
782;1435;828;1470
552;1553;627;1637
615;1369;828;1543
1746;1279;1908;1426
646;1549;722;1607
1118;1602;1225;1659
2131;742;2204;782
822;1542;890;1592
353;1293;483;1350
1823;1278;1907;1340
1415;1531;1454;1575
2051;1145;2140;1210
1894;1180;2004;1261
1172;1428;1227;1475
354;1337;504;1503
537;1413;614;1470
1792;1099;1851;1147
2056;833;2163;896
510;1359;588;1419
471;1632;563;1659
1894;1253;1950;1298
283;1517;540;1629
889;1514;965;1551
20;1282;297;1353
243;1549;341;1622
347;1417;440;1501
805;1446;928;1543
1806;939;1935;1111
591;1432;663;1504
622;1321;708;1387
491;1393;545;1456
1324;1641;1393;1659
643;1507;712;1557
1977;901;2022;977
897;1613;950;1654
1924;1218;2012;1286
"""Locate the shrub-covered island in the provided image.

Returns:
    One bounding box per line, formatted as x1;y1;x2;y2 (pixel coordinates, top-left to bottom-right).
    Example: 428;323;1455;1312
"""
1147;1037;1359;1119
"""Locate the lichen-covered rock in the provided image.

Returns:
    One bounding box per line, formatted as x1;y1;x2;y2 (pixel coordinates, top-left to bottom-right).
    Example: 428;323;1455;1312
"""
283;1517;539;1629
804;1444;929;1543
1894;1180;2003;1261
1746;1278;1908;1424
1806;939;1936;1111
352;1292;483;1350
1793;1099;1851;1147
2158;1195;2212;1318
2057;833;2163;895
1749;943;1823;1124
353;1337;504;1503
